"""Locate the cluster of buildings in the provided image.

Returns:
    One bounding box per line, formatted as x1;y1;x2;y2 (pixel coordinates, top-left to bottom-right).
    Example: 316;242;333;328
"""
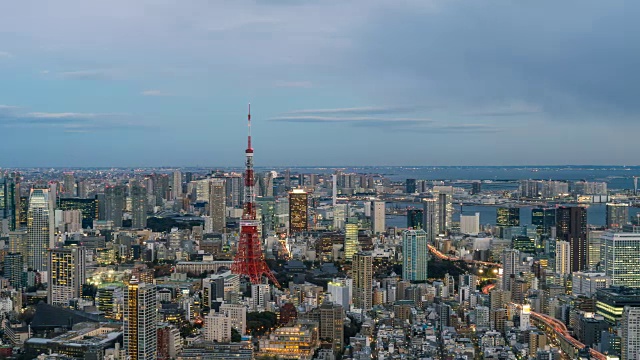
3;166;640;360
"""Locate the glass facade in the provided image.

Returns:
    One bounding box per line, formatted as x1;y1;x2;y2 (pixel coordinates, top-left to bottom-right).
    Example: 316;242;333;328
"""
604;231;640;288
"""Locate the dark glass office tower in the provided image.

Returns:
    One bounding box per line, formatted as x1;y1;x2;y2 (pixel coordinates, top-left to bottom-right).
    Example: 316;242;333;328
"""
532;208;556;235
556;206;587;272
497;207;520;227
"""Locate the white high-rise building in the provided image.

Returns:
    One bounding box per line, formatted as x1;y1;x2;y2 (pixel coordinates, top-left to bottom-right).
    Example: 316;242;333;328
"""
402;229;429;281
204;312;231;342
556;241;571;276
371;201;385;234
622;307;640;360
460;212;480;235
501;249;520;291
328;280;350;310
219;303;247;335
571;271;610;297
27;188;54;272
48;247;86;306
251;284;271;311
520;304;530;330
604;231;640;288
124;279;157;360
333;204;347;230
172;171;182;199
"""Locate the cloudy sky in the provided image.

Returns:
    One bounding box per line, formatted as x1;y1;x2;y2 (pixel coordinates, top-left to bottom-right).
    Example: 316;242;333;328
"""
0;1;637;167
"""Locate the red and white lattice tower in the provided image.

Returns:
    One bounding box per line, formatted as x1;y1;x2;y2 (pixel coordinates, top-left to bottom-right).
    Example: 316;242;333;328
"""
231;104;281;287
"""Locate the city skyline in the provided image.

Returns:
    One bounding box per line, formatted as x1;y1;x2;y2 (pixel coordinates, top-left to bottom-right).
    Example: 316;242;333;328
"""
1;1;639;167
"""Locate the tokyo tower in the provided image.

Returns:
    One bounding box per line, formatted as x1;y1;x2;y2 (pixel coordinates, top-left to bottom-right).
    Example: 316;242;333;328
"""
231;104;281;288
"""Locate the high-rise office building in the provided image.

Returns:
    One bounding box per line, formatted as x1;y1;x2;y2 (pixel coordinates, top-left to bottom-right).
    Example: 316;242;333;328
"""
497;207;520;227
48;246;86;306
319;302;345;354
27;188;54;272
219;303;247;335
225;175;244;208
289;189;308;233
204;312;231;342
402;229;428;281
471;181;482;195
130;183;147;229
407;209;424;230
555;241;571;276
172;171;182;199
124;278;157;360
436;193;451;235
352;252;373;310
587;229;604;270
9;229;27;260
152;174;170;206
606;203;629;229
532;208;556;235
63;172;76;197
556;206;588;272
460;212;480;235
371;201;385;234
104;185;125;228
58;197;99;229
422;198;437;242
344;220;358;261
0;175;19;231
622;307;640;360
603;231;640;288
4;253;24;289
405;179;417;194
209;179;226;233
501;249;520;291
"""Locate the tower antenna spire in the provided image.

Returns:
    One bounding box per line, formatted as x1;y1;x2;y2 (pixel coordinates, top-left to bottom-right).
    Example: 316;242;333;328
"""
247;103;252;150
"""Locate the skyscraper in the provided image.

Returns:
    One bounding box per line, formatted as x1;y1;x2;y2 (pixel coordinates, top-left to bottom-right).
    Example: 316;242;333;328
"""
289;189;308;233
172;171;182;199
556;206;587;272
130;183;147;229
48;246;86;306
63;172;76;197
319;302;345;354
555;240;571;276
405;179;416;194
352;252;373;311
436;193;451;235
124;278;157;360
501;249;520;291
603;231;640;288
622;306;640;360
422;198;437;242
4;253;24;289
531;208;556;235
344;220;358;261
27;188;53;272
371;201;385;234
402;229;428;281
497;207;520;227
0;175;18;231
407;209;424;230
606;203;629;229
104;185;125;228
209;179;226;233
